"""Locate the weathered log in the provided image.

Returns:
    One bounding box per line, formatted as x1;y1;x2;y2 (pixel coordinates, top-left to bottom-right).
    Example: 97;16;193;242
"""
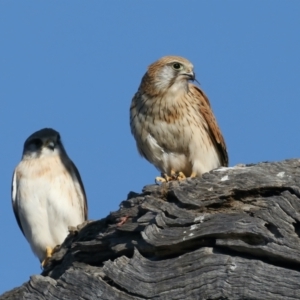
2;159;300;300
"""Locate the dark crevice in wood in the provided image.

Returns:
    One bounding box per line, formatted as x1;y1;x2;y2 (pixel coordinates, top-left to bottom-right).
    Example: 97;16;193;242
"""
229;188;293;207
213;246;300;273
126;191;140;200
101;275;146;299
229;187;300;204
203;186;300;213
236;186;300;201
163;210;177;220
148;238;217;260
205;199;232;210
166;190;201;210
293;221;300;238
233;187;282;198
140;233;265;261
167;186;300;213
238;234;267;246
265;222;284;238
206;298;229;300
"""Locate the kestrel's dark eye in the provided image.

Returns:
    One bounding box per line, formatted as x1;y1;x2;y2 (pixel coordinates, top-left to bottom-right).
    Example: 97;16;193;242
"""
30;138;42;147
172;63;182;70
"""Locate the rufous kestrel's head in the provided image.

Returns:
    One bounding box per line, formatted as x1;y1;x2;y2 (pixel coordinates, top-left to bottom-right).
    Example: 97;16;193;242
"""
140;56;195;95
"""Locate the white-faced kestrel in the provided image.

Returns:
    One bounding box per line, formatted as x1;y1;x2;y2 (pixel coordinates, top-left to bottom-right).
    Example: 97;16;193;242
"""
12;128;88;267
130;55;228;183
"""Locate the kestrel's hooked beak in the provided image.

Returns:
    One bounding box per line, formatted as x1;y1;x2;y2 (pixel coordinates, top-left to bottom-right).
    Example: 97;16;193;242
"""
186;71;200;85
183;71;195;81
44;140;56;151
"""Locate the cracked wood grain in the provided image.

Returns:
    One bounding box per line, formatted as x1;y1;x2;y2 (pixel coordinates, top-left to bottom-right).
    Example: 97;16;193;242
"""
2;159;300;300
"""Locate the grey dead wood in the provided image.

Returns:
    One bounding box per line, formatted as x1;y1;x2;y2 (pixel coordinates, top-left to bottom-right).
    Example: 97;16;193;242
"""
2;159;300;299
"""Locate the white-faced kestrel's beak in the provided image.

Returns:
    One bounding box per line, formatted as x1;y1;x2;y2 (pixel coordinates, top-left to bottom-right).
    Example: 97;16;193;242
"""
45;140;56;151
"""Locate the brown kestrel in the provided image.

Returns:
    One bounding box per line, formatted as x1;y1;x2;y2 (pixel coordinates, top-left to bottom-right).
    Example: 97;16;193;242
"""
130;55;228;182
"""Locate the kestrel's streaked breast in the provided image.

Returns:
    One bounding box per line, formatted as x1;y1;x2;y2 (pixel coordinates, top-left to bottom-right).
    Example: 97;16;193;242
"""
130;56;228;182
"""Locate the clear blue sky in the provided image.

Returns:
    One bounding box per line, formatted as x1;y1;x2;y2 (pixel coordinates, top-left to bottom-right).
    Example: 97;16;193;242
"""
1;1;300;294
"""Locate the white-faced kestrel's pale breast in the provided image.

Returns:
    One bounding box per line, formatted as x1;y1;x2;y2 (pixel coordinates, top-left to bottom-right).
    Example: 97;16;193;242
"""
11;128;88;267
130;55;228;182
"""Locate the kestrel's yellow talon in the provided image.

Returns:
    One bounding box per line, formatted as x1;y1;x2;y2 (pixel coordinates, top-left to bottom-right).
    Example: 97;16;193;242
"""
155;171;176;183
177;172;186;180
190;172;197;178
165;175;174;181
155;176;167;183
41;246;53;268
46;246;53;258
170;169;177;178
41;245;60;268
156;170;189;183
155;173;170;183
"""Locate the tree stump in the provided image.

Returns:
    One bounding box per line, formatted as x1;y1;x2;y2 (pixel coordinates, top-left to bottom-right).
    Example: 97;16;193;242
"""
2;159;300;300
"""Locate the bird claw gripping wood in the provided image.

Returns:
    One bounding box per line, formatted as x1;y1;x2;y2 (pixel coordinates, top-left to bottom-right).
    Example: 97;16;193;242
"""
41;245;60;268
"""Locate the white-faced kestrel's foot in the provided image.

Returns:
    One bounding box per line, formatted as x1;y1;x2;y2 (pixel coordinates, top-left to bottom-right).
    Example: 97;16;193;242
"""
41;245;60;268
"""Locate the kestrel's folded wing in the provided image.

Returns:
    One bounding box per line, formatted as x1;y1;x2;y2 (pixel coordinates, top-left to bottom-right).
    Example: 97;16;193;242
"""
191;85;229;167
11;170;25;236
65;160;88;221
130;91;149;159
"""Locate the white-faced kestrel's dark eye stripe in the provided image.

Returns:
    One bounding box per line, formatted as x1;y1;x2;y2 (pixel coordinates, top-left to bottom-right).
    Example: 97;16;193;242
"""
11;128;88;268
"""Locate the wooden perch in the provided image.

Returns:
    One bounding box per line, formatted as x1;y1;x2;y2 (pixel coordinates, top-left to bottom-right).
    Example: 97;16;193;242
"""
2;159;300;299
